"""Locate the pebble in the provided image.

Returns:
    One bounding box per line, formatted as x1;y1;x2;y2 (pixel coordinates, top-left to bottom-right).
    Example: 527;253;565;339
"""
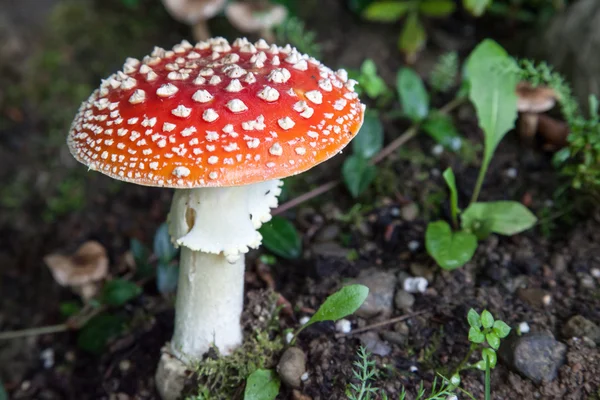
506;168;518;178
350;269;397;319
314;225;340;242
591;268;600;278
299;316;310;325
286;332;294;343
400;203;419;222
551;254;568;274
499;332;567;384
407;240;420;252
292;389;312;400
517;287;552;308
409;263;435;282
394;290;415;311
431;144;444;156
380;330;407;346
518;322;530;335
562;315;600;344
40;348;54;369
335;319;352;334
359;332;392;356
403;277;428;293
277;347;307;388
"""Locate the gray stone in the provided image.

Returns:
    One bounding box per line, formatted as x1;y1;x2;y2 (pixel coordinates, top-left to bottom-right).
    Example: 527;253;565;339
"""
277;347;306;388
394;290;415;311
499;332;567;384
400;203;419;222
350;269;397;319
314;224;340;242
380;330;407;346
562;315;600;344
311;242;351;259
358;332;392;356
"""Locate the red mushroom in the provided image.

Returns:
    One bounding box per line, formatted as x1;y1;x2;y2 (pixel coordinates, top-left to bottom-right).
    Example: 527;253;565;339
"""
66;37;365;398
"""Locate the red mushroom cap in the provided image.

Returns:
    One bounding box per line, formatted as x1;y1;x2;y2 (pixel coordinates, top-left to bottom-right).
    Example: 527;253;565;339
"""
67;38;365;188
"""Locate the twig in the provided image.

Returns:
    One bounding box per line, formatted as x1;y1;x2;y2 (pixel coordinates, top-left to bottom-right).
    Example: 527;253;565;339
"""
334;310;429;338
0;324;69;340
273;96;467;215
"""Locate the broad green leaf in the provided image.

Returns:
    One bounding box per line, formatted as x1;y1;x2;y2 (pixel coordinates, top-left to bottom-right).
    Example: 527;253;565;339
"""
419;0;456;16
468;327;485;344
102;279;142;307
244;369;281;400
493;320;511;338
465;40;519;175
461;201;537;236
443;168;459;225
481;310;494;329
425;221;477;270
342;155;378;198
467;308;482;329
352;111;384;158
396;67;429;122
359;60;389;99
463;0;492;16
259;216;302;259
486;332;500;350
77;313;126;354
421;112;463;150
363;1;413;22
482;348;497;369
156;261;179;295
154;223;178;263
399;12;426;60
307;284;369;326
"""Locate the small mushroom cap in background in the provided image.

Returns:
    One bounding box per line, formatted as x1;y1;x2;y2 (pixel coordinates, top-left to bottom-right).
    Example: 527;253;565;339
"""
67;38;365;189
161;0;227;26
225;2;288;34
516;82;557;113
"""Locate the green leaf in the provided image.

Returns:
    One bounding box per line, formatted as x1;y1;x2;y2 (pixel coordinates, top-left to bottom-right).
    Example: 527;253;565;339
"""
0;380;7;400
60;301;82;317
358;59;389;99
363;1;413;22
493;320;511;338
465;40;519;175
259;216;302;259
469;327;485;344
486;332;500;350
244;369;281;400
156;261;179;295
419;0;456;16
421;112;463;151
131;238;153;278
463;0;492;16
467;308;482;329
398;12;426;60
77;313;126;354
482;348;497;369
425;221;478;270
342;155;378;198
481;310;494;329
352;111;384;159
154;223;177;263
306;284;369;327
396;67;429;122
461;201;537;236
102;279;142;307
443;168;459;226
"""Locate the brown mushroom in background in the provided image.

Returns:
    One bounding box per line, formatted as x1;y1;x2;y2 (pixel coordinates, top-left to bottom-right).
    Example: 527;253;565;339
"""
537;113;570;151
43;241;109;300
516;82;557;144
225;0;287;43
161;0;227;41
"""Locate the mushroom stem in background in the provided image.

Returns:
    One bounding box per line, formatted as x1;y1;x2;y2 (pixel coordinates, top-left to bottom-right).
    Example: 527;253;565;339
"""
192;19;210;41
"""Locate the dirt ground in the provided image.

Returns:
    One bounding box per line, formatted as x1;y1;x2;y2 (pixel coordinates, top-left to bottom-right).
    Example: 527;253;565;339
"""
1;0;599;399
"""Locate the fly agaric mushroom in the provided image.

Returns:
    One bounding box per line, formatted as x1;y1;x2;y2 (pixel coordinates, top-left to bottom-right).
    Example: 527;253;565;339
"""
516;82;557;143
161;0;227;41
66;37;365;398
225;1;288;43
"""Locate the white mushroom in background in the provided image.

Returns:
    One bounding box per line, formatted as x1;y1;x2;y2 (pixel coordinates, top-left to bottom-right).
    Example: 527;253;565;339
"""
161;0;227;41
225;1;288;42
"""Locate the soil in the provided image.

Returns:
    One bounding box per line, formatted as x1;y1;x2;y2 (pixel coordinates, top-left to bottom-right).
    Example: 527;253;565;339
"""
1;1;599;399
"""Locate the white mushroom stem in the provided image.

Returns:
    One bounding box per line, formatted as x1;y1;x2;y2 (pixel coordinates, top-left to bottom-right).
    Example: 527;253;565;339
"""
166;179;283;361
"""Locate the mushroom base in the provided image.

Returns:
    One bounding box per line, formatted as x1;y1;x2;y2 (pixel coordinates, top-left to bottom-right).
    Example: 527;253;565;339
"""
171;248;244;362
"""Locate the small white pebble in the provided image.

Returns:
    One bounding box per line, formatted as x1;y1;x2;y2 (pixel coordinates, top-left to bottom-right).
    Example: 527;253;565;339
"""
299;316;310;325
285;332;294;344
408;240;420;252
409;365;419;373
447;395;458;400
403;277;428;293
506;168;518;179
431;144;444;156
335;319;352;334
518;321;530;334
301;372;309;381
40;348;54;369
591;268;600;279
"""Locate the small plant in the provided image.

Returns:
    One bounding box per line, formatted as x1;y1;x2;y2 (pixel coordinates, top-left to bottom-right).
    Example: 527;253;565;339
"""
425;39;537;270
275;16;322;58
362;0;456;62
429;51;459;94
348;59;394;104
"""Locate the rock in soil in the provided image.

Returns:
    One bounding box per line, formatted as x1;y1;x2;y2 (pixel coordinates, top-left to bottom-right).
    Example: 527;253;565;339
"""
394;289;415;311
499;332;567;384
358;331;392;357
350;269;396;319
277;347;307;389
562;315;600;345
